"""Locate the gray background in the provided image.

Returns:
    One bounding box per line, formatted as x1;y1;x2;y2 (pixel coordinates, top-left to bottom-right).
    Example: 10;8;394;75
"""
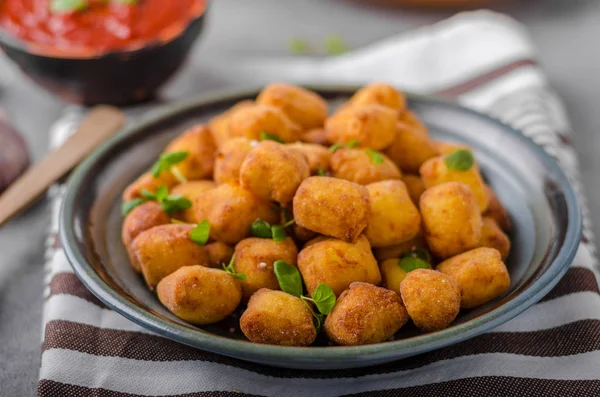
1;0;599;395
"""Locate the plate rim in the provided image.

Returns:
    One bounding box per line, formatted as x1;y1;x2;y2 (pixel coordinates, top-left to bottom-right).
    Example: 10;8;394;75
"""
59;85;582;368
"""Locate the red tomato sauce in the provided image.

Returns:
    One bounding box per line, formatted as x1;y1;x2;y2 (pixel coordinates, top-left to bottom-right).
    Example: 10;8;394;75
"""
0;0;206;56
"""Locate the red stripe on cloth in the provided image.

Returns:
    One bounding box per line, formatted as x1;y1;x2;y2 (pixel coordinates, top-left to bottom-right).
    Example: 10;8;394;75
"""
42;318;600;379
435;59;537;97
38;380;262;397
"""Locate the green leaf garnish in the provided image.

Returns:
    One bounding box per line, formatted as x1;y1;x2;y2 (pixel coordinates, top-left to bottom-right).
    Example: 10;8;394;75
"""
123;186;191;217
251;218;294;241
250;217;296;243
140;189;157;200
272;260;336;330
150;163;162;178
250;219;272;239
50;0;87;13
121;198;145;216
170;167;187;184
300;295;325;332
346;139;360;148
313;312;324;331
365;148;384;165
401;248;431;263
413;248;431;261
163;151;188;164
316;167;327;176
190;220;210;246
151;151;188;179
139;186;191;215
274;263;335;330
274;260;303;297
289;38;310;55
161;194;192;214
325;35;349;55
331;141;366;153
114;0;139;5
398;256;431;273
329;143;343;153
300;297;326;331
235;273;247;280
310;284;336;315
282;219;296;228
154;186;169;201
259;132;284;143
271;225;287;242
222;254;246;280
444;149;475;171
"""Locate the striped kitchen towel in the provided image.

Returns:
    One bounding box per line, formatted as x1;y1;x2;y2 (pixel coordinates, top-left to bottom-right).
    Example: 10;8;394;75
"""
39;10;600;397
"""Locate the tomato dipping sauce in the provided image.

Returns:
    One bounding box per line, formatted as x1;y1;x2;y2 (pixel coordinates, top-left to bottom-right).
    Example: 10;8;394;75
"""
0;0;206;56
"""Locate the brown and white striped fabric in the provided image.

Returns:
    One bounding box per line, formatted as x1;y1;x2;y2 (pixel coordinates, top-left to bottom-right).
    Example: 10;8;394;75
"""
39;11;600;397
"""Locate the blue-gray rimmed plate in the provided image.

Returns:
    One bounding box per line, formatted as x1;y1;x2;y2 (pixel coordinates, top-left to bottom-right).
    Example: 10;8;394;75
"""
60;86;582;370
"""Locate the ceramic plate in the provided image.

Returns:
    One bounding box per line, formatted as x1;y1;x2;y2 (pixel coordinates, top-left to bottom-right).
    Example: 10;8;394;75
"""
60;86;582;369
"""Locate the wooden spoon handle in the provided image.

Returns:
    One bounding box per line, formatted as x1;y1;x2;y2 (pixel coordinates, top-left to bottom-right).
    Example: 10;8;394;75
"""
0;106;126;227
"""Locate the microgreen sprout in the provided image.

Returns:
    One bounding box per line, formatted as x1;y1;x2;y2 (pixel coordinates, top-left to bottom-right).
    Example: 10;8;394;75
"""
444;149;475;171
346;139;360;148
50;0;138;14
398;248;432;273
151;151;188;183
271;225;287;242
121;186;191;216
250;219;272;239
329;143;343;153
259;132;285;143
50;0;87;13
250;218;295;242
329;140;370;153
121;198;145;216
222;254;246;280
190;220;210;246
365;148;384;165
273;260;336;330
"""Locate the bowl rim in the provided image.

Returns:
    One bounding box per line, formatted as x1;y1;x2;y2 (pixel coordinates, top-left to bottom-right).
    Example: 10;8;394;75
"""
60;85;583;366
0;0;207;60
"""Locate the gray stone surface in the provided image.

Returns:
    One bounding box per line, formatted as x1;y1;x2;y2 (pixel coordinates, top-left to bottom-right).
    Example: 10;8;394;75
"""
1;0;599;395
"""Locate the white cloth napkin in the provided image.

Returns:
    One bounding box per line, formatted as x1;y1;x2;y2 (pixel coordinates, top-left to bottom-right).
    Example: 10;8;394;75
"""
39;10;600;397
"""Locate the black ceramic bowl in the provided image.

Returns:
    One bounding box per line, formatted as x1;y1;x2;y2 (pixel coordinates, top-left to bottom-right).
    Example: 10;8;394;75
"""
61;86;582;369
0;4;207;106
